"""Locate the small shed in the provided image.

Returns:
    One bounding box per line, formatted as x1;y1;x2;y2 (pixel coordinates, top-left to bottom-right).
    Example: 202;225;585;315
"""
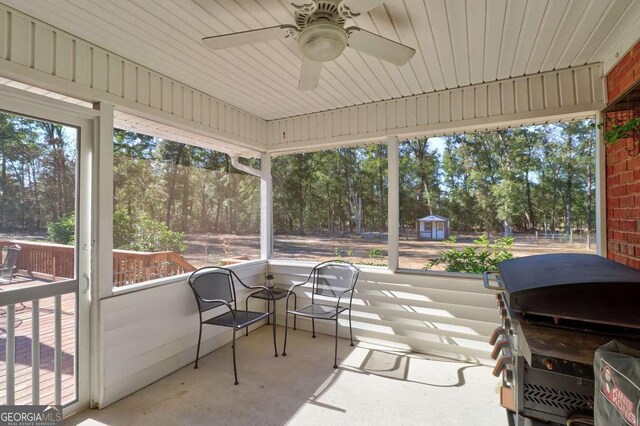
417;215;450;240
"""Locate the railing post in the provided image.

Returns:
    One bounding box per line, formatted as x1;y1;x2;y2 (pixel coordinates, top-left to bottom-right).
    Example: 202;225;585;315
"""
6;304;15;405
32;299;40;404
54;295;62;405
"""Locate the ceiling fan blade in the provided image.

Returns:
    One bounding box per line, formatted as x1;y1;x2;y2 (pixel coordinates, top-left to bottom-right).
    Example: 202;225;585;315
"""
347;27;415;66
203;25;291;49
299;57;322;91
344;0;386;14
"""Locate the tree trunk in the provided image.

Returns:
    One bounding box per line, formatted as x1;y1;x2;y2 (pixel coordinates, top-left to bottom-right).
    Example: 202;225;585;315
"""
565;131;573;234
164;144;185;227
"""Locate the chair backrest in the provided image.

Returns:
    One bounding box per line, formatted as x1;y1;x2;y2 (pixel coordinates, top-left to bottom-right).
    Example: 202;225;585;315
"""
1;245;21;281
311;261;359;300
187;267;237;313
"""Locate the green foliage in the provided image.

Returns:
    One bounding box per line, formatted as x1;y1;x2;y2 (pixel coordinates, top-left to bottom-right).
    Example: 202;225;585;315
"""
113;209;135;248
425;235;514;274
368;248;383;258
47;213;75;245
113;210;186;253
599;117;640;145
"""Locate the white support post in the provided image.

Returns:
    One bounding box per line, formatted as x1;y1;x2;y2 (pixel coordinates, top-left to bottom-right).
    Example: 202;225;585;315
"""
595;112;607;257
261;153;273;260
91;101;113;408
387;136;399;272
93;102;114;298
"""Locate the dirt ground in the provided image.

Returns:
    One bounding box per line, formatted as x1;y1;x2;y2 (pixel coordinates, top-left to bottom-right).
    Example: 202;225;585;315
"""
182;232;596;270
1;231;596;271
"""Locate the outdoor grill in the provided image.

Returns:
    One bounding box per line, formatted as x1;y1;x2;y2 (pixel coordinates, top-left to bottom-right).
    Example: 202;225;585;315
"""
485;254;640;426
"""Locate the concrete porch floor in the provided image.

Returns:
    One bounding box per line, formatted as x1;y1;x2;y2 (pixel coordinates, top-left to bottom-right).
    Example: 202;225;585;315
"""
68;326;506;425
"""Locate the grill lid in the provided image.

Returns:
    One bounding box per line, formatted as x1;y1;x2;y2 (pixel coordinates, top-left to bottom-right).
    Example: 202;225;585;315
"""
497;254;640;328
498;254;640;292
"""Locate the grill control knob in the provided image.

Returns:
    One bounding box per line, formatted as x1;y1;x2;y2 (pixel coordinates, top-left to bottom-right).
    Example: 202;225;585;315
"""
544;359;554;371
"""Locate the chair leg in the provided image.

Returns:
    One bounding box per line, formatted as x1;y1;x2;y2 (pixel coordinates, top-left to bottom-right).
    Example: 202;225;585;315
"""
272;304;278;357
232;328;239;385
266;300;271;325
333;317;339;369
312;318;316;338
194;322;202;369
349;308;354;347
245;298;249;337
292;293;297;331
282;310;290;356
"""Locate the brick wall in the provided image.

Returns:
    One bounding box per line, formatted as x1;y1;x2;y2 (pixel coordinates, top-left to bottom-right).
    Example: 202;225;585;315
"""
607;39;640;102
606;38;640;267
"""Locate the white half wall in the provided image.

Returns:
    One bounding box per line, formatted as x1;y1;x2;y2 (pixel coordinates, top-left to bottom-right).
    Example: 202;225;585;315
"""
98;259;500;408
98;261;267;408
268;261;499;365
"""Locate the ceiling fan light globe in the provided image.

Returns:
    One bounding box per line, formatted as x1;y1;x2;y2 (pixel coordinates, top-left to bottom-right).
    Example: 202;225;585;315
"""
298;23;347;62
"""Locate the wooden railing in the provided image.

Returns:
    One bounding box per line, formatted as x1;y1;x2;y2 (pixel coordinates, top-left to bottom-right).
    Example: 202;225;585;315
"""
112;249;196;287
1;240;74;281
1;240;196;287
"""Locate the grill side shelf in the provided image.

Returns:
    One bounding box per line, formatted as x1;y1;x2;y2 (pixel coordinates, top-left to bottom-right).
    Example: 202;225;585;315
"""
483;271;504;291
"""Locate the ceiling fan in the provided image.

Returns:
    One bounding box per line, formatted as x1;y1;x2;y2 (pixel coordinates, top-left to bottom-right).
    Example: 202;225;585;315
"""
202;0;416;91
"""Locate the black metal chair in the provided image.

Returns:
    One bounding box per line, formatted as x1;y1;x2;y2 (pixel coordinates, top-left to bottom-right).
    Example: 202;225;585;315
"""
282;260;359;368
0;245;21;284
187;267;278;385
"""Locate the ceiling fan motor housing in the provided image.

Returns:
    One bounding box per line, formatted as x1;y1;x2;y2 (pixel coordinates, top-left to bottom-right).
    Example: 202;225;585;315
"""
298;21;348;62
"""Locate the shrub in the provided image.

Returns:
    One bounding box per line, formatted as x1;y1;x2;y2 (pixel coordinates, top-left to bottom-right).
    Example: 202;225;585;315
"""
127;215;186;253
47;213;75;245
113;209;186;253
113;209;135;249
368;248;383;258
425;234;514;274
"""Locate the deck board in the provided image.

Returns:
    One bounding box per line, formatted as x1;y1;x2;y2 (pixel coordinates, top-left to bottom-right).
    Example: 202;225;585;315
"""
1;275;76;405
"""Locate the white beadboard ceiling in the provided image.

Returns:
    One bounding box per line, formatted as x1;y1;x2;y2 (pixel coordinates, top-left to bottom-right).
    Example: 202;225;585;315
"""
3;0;638;121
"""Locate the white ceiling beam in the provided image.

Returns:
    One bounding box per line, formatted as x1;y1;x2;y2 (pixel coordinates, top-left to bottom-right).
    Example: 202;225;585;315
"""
0;3;267;155
266;63;605;154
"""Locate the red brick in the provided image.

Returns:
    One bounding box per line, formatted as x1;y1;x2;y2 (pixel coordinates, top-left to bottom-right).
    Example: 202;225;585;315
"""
620;170;635;184
627;183;640;195
629;258;640;270
627;156;640;171
608;197;620;208
611;53;632;74
613;162;627;175
615;254;629;265
612;185;627;197
622;220;636;231
608;175;620;186
618;72;637;94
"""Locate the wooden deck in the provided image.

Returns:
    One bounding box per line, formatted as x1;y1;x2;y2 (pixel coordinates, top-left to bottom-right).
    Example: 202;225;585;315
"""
0;275;76;405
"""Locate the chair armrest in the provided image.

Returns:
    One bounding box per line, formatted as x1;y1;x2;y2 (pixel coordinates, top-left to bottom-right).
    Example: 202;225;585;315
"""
285;280;308;298
197;296;233;310
335;288;355;313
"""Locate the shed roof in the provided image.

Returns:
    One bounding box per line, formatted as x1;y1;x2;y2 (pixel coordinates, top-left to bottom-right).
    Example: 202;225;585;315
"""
418;215;448;222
